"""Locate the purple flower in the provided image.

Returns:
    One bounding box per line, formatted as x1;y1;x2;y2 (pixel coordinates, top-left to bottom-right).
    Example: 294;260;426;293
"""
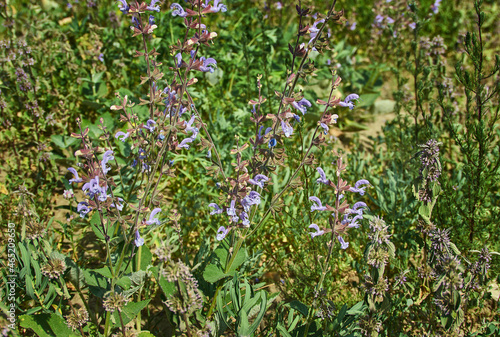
308;224;324;239
110;197;124;211
115;131;130;142
349;179;370;195
132;16;141;29
227;200;236;216
98;185;109;202
386;16;395;24
292;98;312;115
208;0;227;13
138;148;147;160
117;0;129;14
216;226;229;241
316;167;330;185
175;53;182;68
280;120;293;137
309;19;324;44
208;203;223;215
146;208;161;225
82;176;101;198
77;201;92;218
275;2;282;10
320;122;329;135
309;196;327;212
185;115;198;135
343;214;363;228
338;94;359;110
98;53;104;62
431;0;441;14
241;191;261;212
349;22;357;30
409;22;416;30
135;230;144;247
149;15;155;25
349;201;368;215
268;138;277;148
257;126;272;142
348;201;367;215
337;235;349;249
170;3;187;17
101;150;114;175
199;57;217;73
143;119;156;132
293;114;301;122
147;0;160;12
248;174;269;189
375;14;384;24
179;136;195;149
68;167;82;183
240;211;250;227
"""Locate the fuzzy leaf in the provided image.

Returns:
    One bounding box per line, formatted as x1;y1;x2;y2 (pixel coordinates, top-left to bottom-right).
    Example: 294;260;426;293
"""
203;264;229;283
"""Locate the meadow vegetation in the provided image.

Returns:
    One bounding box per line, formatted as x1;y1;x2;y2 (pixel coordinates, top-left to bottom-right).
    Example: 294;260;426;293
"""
0;0;499;336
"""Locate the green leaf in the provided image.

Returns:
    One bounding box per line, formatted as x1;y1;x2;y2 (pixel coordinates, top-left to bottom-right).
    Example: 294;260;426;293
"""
203;264;229;283
138;332;156;337
158;276;175;298
276;323;293;337
19;313;79;337
247;291;267;335
227;248;246;274
94;267;113;279
89;212;105;240
84;269;109;297
25;275;35;300
113;299;151;326
288;300;308;317
337;304;348;322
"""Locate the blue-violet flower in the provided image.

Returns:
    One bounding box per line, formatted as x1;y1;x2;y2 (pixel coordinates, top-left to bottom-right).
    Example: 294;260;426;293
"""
146;208;161;225
308;224;325;239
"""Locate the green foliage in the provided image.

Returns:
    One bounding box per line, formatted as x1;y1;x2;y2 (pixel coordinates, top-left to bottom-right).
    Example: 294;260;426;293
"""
1;0;499;336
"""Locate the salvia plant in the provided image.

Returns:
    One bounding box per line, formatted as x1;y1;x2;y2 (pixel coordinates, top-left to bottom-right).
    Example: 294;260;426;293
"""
1;0;499;336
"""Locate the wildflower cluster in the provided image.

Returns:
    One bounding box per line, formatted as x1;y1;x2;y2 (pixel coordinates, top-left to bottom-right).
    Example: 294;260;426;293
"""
208;136;269;241
40;256;67;280
162;260;203;315
359;217;395;336
307;152;369;250
66;308;90;331
103;292;130;313
416;139;442;203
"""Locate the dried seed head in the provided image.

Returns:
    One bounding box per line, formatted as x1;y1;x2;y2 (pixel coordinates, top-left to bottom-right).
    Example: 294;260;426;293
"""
26;221;47;240
103;292;130;313
41;257;66;280
66;308;89;331
111;327;138;337
162;260;203;315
